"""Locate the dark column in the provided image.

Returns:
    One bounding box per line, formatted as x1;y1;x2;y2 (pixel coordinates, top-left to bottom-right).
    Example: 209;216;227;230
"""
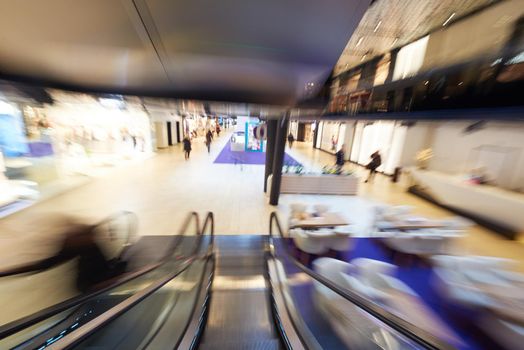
312;120;319;149
264;119;278;192
269;114;289;206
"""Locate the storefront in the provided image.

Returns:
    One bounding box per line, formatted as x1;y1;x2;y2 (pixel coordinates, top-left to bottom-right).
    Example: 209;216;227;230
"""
349;120;407;175
315;121;348;154
0;92;154;215
314;119;408;175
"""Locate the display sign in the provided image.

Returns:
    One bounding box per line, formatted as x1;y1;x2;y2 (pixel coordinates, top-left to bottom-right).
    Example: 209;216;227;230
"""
253;123;267;140
245;122;263;152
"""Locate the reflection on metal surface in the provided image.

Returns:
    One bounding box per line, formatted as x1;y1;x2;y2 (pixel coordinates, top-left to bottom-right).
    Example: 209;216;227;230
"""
212;275;266;290
285;272;311;286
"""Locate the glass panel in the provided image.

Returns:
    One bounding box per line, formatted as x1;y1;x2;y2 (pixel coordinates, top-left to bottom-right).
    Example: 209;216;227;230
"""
73;259;209;349
272;237;458;350
1;253;196;350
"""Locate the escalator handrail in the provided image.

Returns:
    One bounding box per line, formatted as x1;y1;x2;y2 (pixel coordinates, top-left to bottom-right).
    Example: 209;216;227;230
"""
268;212;456;350
173;211;215;349
48;212;215;350
201;212;215;255
0;212;201;340
48;254;202;350
0;210;139;278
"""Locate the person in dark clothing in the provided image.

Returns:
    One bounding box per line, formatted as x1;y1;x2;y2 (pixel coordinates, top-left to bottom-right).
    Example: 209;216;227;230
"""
183;136;192;160
216;124;221;137
205;130;213;154
1;217;126;292
335;144;346;172
365;151;382;183
287;133;295;148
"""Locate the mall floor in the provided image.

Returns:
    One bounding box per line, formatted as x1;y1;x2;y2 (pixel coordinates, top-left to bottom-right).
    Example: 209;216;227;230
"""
1;129;524;267
1;129;524;326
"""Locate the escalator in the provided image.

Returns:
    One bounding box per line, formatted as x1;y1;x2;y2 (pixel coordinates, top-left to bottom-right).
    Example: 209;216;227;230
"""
0;211;206;350
0;212;457;350
198;235;281;350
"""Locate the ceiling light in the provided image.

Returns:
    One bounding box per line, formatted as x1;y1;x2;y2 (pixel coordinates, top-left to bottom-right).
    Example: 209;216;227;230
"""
356;37;364;47
361;54;367;62
424;80;429;85
458;81;463;86
442;13;456;26
373;21;382;33
391;37;399;47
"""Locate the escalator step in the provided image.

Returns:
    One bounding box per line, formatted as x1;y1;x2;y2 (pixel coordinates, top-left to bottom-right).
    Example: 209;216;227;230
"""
199;339;281;350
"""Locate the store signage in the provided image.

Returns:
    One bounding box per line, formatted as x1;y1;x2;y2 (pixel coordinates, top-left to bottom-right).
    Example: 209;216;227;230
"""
253;123;267;140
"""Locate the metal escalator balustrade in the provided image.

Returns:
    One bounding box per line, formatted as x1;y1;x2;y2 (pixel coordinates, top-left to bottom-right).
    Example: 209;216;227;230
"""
267;212;458;350
42;212;214;350
0;211;206;349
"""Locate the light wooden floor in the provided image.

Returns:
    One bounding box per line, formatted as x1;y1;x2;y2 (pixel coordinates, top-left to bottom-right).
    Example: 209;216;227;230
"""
1;132;524;326
0;134;523;270
286;142;524;272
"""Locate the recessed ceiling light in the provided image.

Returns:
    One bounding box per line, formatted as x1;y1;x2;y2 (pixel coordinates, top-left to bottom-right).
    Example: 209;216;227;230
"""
356;37;364;47
391;37;399;47
442;12;456;26
374;21;382;33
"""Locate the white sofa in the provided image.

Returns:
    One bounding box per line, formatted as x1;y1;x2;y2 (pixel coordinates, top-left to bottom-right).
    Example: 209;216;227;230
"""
312;258;406;349
432;255;524;349
313;258;461;347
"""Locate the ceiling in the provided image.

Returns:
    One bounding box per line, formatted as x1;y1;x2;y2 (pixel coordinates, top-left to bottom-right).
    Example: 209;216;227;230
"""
333;0;498;76
0;0;371;105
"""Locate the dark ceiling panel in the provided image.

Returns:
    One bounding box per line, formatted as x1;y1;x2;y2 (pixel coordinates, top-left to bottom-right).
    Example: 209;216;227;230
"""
0;0;371;104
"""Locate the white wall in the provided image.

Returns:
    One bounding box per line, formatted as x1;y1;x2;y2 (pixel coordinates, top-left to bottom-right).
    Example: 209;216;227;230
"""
428;121;524;191
343;122;355;160
149;111;181;144
154;122;168;149
398;122;435;167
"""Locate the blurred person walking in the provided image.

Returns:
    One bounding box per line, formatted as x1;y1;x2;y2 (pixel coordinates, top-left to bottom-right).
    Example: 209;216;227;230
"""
183;136;192;160
287;133;295;148
365;151;382;183
205;129;213;154
1;216;127;292
335;144;346;173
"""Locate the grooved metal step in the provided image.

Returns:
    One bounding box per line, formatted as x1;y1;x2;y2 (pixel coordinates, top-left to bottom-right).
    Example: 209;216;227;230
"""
198;339;281;350
198;235;281;350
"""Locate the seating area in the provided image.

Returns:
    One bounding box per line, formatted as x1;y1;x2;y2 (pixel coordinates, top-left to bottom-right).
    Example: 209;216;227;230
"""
287;203;354;261
282;202;524;349
312;257;462;349
431;255;524;350
371;204;470;259
287;202;470;261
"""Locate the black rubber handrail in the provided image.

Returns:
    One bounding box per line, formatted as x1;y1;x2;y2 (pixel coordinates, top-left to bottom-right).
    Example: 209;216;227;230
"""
52;212;215;350
265;243;320;350
201;212;215;255
269;212;456;350
0;211;139;278
174;211;215;349
51;254;203;350
0;212;201;340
